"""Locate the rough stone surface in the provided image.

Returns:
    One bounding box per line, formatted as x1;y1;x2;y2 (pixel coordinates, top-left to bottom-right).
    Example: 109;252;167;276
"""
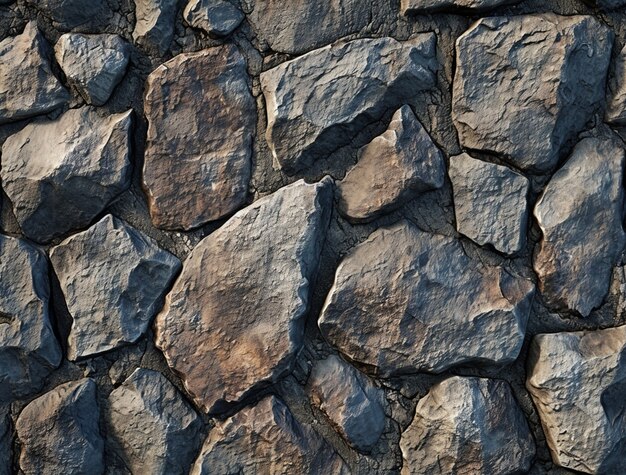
183;0;244;37
155;179;333;413
107;368;203;475
49;215;181;361
54;33;130;106
15;379;104;475
337;105;445;223
191;395;348;474
143;45;255;230
0;22;69;124
606;45;626;125
401;376;535;475
589;0;626;8
449;153;529;255
0;409;10;475
1;106;132;243
527;326;626;474
319;220;535;376
0;235;61;402
133;0;179;55
453;14;613;173
402;0;521;12
308;354;386;453
260;35;438;174
534;136;626;317
25;0;113;31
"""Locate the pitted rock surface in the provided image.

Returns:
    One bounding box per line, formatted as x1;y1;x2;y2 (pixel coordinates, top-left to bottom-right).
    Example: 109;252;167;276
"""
183;0;244;37
401;0;521;13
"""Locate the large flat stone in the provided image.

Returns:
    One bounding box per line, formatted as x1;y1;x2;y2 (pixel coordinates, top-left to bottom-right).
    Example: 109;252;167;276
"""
133;0;179;55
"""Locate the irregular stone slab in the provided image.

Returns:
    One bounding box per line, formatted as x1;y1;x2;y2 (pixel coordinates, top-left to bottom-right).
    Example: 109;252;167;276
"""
606;45;626;125
49;215;180;360
155;179;333;413
449;153;529;255
534;137;625;317
261;35;438;174
0;235;61;402
527;326;626;474
308;354;386;453
183;0;244;37
55;33;130;106
143;46;255;230
319;221;535;376
0;22;69;124
337;105;445;223
16;379;104;475
1;106;132;243
133;0;179;55
401;376;535;474
191;395;348;474
107;368;203;475
402;0;521;12
453;14;612;173
25;0;112;31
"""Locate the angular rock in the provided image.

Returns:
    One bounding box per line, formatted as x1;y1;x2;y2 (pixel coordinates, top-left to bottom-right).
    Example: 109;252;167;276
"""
402;0;520;12
107;368;203;475
453;14;612;173
534;137;625;317
308;354;386;453
449;153;529;255
319;221;535;376
0;22;69;124
49;215;181;360
0;235;61;402
133;0;179;55
0;409;10;475
143;46;255;230
260;35;438;174
183;0;244;37
606;45;626;125
1;106;132;243
337;105;445;223
55;33;130;106
401;376;535;474
16;379;104;475
527;326;626;474
191;395;348;474
25;0;112;31
155;179;333;413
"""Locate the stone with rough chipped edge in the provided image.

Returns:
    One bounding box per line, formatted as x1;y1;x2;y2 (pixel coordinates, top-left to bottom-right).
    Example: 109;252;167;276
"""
25;0;112;31
183;0;244;37
133;0;179;55
606;45;626;125
402;0;521;12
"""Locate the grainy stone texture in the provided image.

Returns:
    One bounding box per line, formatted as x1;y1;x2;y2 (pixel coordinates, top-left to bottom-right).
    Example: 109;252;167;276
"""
0;409;10;475
133;0;179;55
401;376;535;475
319;220;535;376
191;395;349;474
0;235;61;402
143;45;255;230
606;45;626;125
261;35;438;174
107;368;203;475
527;326;626;474
24;0;113;31
453;14;613;173
155;179;333;413
49;215;180;360
0;22;69;124
449;153;529;255
337;105;445;223
1;106;132;243
534;136;626;317
183;0;244;37
401;0;521;13
54;33;130;106
16;379;104;475
589;0;626;8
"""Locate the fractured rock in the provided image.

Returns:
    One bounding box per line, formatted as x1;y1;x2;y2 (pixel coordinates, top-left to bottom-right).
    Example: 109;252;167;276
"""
401;376;535;474
308;354;386;453
16;379;104;475
143;45;255;230
0;22;69;124
533;137;625;317
453;14;613;173
55;33;130;106
183;0;244;37
402;0;521;12
1;106;132;243
606;45;626;125
107;368;203;475
449;153;529;255
133;0;179;55
319;220;535;376
49;215;181;360
337;104;445;223
527;326;626;474
155;179;333;413
25;0;112;31
260;35;438;174
191;395;348;474
0;235;61;402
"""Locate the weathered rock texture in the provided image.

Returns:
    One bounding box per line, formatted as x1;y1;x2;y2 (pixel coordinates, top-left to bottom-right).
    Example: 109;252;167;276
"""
183;0;244;37
155;179;333;413
24;0;113;31
607;45;626;125
0;409;10;475
402;0;521;13
133;0;179;55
